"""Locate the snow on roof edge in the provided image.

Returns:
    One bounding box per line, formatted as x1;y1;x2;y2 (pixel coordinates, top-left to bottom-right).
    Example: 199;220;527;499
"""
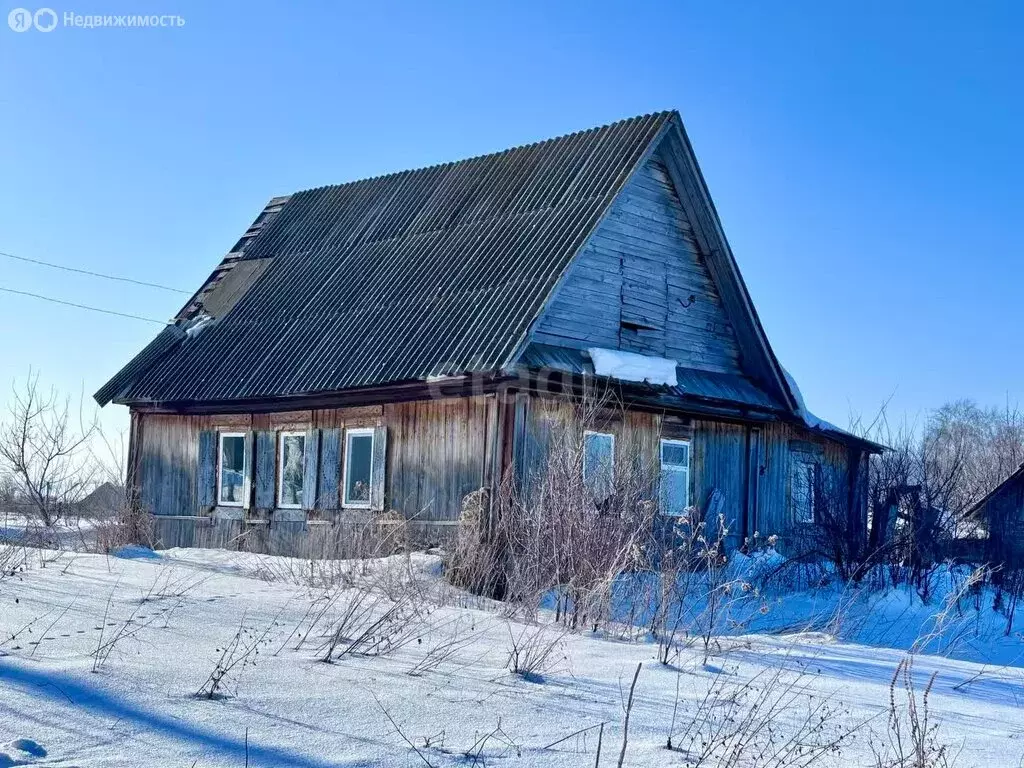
781;367;863;443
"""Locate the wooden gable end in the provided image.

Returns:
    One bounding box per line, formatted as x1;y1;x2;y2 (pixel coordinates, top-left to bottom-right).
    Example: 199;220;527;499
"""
530;149;743;375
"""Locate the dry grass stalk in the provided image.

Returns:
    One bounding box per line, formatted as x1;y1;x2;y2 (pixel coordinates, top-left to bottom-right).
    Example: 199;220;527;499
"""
871;656;959;768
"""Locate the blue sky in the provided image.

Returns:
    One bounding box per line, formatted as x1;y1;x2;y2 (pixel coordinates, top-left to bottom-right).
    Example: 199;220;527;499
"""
1;0;1021;439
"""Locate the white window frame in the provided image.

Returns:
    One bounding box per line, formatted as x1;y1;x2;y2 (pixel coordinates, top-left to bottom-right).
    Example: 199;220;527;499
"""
217;432;246;507
659;438;691;515
794;460;818;524
583;430;615;500
343;427;375;508
277;431;306;510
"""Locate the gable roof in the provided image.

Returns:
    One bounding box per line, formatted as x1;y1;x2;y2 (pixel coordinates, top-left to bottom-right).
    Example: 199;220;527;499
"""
96;111;799;418
967;463;1024;518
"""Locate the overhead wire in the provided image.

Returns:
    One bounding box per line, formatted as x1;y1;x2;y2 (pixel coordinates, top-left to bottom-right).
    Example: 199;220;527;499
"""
0;250;189;294
0;286;170;325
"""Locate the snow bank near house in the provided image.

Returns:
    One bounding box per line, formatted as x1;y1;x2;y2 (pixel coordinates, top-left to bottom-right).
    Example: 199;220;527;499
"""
588;347;678;386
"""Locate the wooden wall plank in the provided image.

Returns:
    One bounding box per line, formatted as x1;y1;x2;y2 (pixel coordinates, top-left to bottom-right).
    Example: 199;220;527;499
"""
318;428;342;510
196;430;216;509
384;396;490;521
302;428;320;511
531;153;743;375
255;430;276;510
370;424;387;511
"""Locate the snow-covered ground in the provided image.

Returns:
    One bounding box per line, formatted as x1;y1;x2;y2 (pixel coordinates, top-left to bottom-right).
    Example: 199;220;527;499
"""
1;545;1023;767
0;514;103;552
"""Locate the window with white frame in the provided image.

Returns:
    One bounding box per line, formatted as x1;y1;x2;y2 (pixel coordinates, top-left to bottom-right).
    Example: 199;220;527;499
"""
218;432;246;506
583;431;615;501
343;428;374;507
277;432;306;509
659;439;690;516
793;459;818;524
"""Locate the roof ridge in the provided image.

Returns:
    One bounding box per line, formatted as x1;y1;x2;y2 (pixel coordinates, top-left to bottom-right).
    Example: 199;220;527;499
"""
285;110;678;198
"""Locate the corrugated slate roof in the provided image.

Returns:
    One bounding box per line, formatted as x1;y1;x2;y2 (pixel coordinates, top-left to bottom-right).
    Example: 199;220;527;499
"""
101;112;672;405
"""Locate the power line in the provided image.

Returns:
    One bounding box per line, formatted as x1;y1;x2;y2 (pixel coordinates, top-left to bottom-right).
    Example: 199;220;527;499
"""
1;250;189;294
0;286;170;325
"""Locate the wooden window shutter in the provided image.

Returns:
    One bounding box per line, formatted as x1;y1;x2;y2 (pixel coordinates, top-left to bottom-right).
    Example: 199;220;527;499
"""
317;428;342;509
370;424;387;512
302;428;320;511
255;430;276;510
242;432;254;510
197;430;216;510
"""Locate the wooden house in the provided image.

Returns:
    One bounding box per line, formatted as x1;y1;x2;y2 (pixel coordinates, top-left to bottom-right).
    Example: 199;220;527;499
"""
95;111;879;556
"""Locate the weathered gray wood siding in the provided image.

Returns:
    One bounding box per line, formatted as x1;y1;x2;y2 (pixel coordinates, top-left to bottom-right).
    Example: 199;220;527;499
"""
132;396;494;552
752;422;853;545
691;419;748;546
508;393;864;554
515;395;661;499
532;151;742;374
136;414;204;520
384;397;491;522
133;393;864;557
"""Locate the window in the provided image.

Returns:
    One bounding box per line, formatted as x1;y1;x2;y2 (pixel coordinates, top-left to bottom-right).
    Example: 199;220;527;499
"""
793;459;818;524
659;439;690;516
277;432;306;509
218;433;246;506
583;431;615;501
343;428;374;507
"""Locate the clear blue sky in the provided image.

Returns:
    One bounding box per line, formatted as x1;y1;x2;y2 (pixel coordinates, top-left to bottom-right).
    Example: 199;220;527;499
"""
1;0;1021;439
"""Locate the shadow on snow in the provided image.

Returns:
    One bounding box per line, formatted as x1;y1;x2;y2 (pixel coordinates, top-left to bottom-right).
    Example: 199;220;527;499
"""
0;659;374;768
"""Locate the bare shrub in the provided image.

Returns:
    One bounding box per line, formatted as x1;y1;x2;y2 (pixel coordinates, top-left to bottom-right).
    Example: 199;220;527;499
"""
648;508;737;666
91;495;154;553
448;487;497;595
197;613;277;700
0;540;28;583
317;589;369;659
505;620;567;680
995;567;1024;637
251;511;412;589
460;719;523;763
451;384;658;633
310;552;435;663
407;615;483;677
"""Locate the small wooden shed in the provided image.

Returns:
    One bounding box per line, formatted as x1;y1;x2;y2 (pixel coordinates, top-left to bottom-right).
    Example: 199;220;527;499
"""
965;464;1024;566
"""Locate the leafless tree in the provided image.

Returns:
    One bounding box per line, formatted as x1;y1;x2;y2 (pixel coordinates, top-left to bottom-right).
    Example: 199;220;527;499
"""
927;400;1024;518
0;372;98;527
